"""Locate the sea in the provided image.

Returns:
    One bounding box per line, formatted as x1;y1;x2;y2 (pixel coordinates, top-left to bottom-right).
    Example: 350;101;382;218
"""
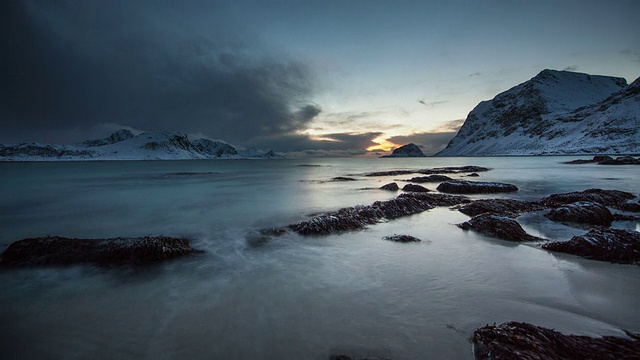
0;157;639;359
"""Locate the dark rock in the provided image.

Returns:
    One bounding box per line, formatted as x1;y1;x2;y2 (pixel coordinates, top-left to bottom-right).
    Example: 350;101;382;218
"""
365;170;415;177
402;184;430;192
383;234;421;243
593;155;614;162
0;236;202;267
399;192;471;206
437;180;518;194
458;199;545;217
467;172;480;177
380;182;399;191
544;201;614;226
540;188;635;207
617;201;640;212
417;165;491;175
457;213;543;242
613;213;640;221
599;156;640;165
332;177;357;181
542;228;640;265
473;321;640;360
288;197;434;235
564;158;596;164
363;166;490;177
407;175;452;183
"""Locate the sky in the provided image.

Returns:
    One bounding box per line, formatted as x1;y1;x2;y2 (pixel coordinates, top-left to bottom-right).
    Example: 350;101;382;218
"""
2;0;639;156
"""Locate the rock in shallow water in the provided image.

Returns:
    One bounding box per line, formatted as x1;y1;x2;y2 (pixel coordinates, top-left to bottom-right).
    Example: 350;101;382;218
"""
458;199;545;217
457;213;543;242
402;184;430;192
0;236;202;267
380;182;399;191
382;234;422;243
407;175;451;183
542;228;640;265
437;180;518;194
544;201;614;226
540;188;635;208
473;321;640;360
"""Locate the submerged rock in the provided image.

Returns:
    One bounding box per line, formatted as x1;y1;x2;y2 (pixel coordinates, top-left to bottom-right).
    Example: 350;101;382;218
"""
467;172;480;177
407;175;452;183
402;184;430;192
540;188;636;208
380;182;399;191
473;321;640;360
544;201;614;226
0;236;202;267
457;213;543;242
332;177;357;181
542;228;640;265
382;234;422;243
437;180;518;194
288;197;434;235
458;199;545;217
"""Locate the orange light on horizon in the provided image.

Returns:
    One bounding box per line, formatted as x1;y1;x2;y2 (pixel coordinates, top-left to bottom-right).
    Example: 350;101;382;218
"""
366;135;400;153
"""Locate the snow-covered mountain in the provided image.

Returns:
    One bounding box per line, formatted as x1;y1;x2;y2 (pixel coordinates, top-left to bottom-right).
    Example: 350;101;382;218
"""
0;130;281;161
381;143;426;157
436;70;639;156
238;147;285;159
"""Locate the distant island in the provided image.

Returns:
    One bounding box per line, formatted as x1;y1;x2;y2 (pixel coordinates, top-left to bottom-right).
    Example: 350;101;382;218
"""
0;130;283;161
380;143;426;157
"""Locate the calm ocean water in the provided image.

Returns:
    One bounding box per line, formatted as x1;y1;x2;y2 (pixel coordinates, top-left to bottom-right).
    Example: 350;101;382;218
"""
1;157;639;359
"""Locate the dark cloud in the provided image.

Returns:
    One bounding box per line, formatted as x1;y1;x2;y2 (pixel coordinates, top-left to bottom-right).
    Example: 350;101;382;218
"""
563;65;579;71
0;0;318;144
387;131;458;155
437;119;465;132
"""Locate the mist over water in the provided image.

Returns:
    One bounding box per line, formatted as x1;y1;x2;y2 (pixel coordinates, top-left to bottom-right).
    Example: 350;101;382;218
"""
1;157;639;359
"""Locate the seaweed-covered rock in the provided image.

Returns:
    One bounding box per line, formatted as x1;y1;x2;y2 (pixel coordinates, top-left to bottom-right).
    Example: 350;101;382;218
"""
399;192;470;207
544;201;614;226
542;228;640;265
382;234;422;243
458;199;545;217
473;322;640;360
437;180;518;194
380;182;399;191
288;197;434;235
540;188;635;208
0;236;202;267
407;175;451;183
457;213;543;242
402;184;430;192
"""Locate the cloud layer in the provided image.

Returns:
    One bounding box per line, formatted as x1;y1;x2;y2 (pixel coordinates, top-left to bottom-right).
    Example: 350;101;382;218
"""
1;0;319;146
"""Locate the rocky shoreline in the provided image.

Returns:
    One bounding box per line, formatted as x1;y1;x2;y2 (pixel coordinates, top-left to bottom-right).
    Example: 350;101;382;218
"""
1;163;639;359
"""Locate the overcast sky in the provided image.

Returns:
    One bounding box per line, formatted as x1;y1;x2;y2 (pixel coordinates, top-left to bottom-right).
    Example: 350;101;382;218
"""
2;0;639;156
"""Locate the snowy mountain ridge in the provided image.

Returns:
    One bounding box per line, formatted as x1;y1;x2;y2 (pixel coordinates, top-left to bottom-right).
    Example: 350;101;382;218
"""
0;130;282;161
436;70;639;156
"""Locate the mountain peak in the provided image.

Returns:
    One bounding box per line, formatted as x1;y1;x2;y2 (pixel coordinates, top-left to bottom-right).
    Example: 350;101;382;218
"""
436;70;637;156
